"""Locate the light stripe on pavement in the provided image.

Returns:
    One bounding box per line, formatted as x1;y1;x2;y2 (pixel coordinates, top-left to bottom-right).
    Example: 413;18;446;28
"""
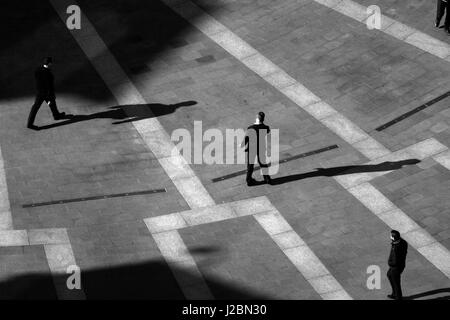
49;0;215;210
0;146;12;230
0;228;86;299
152;230;214;299
49;0;351;300
145;196;352;300
160;0;450;282
335;138;448;189
314;0;450;61
346;183;450;278
162;0;392;161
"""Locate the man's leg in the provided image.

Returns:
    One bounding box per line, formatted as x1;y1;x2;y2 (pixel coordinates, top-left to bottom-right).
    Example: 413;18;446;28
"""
259;162;271;184
27;95;44;128
437;0;445;26
387;268;397;298
247;164;255;184
444;1;450;31
246;153;255;184
393;269;403;300
46;98;63;119
258;153;271;184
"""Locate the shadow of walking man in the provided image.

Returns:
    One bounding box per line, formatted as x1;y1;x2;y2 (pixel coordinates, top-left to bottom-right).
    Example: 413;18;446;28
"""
404;288;450;300
269;159;421;185
37;100;197;130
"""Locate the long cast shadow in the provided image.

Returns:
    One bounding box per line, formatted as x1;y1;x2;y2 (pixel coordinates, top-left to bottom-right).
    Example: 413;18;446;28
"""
269;159;420;185
0;258;272;300
404;288;450;300
37;100;197;130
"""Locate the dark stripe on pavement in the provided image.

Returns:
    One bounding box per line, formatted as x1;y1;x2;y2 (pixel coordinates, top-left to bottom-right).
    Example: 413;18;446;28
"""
23;188;167;208
375;90;450;131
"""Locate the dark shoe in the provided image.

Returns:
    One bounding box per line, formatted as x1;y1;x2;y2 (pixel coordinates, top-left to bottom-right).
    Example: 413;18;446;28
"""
435;21;440;28
27;124;40;130
387;294;397;300
246;178;257;186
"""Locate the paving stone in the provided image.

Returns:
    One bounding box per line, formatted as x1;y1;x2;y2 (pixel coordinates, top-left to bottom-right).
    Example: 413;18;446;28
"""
179;217;320;299
1;0;450;300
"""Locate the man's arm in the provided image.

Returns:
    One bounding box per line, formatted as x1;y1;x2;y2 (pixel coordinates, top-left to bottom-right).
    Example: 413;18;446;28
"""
240;129;249;149
388;247;397;267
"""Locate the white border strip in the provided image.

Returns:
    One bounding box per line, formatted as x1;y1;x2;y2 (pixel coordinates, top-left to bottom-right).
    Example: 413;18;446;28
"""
162;0;390;161
48;0;450;299
0;228;86;299
346;183;450;278
49;0;216;300
49;0;215;210
0;146;12;230
152;230;213;299
335;138;448;189
161;0;450;281
433;150;450;170
314;0;450;61
145;196;352;300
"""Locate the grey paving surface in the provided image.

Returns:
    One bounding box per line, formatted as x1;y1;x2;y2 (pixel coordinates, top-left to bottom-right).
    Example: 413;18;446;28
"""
0;0;450;299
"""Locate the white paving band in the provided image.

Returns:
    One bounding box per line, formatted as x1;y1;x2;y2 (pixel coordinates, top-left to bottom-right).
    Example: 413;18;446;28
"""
49;0;353;300
152;231;214;299
160;0;450;281
0;145;12;230
346;183;450;278
433;150;450;170
0;228;86;299
145;196;352;300
1;132;85;298
335;138;448;189
314;0;450;61
49;0;215;300
49;0;214;210
163;0;390;161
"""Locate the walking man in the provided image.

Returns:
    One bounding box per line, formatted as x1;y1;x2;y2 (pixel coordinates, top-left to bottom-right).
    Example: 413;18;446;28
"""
436;0;450;34
241;111;272;186
387;230;408;300
27;57;72;130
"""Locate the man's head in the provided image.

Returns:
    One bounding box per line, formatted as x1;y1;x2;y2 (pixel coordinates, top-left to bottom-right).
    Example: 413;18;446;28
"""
390;230;400;242
256;111;265;124
43;57;53;67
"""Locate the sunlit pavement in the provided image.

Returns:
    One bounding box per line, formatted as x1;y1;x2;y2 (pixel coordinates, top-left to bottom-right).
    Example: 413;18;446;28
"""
0;0;450;300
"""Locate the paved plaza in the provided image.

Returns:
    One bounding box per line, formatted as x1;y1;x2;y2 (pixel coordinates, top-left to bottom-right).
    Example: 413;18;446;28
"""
0;0;450;300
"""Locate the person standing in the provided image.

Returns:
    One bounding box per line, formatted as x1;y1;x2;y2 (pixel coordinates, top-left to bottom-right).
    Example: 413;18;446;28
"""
27;57;72;130
387;230;408;300
436;0;450;34
241;111;272;186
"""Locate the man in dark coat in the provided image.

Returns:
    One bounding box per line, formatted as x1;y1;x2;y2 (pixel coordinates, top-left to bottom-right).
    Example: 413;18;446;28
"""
387;230;408;300
436;0;450;34
27;57;72;130
241;111;272;186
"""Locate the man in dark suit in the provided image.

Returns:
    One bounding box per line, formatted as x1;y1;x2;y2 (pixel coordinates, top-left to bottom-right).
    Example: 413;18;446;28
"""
27;57;72;130
241;111;272;186
436;0;450;34
387;230;408;300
